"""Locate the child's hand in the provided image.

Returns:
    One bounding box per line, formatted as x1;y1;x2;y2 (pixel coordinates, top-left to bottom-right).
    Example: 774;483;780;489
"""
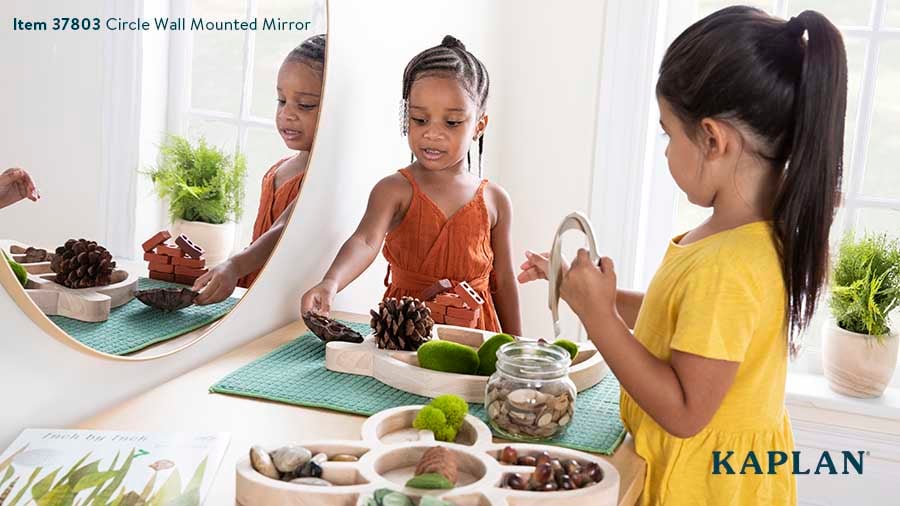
0;168;40;209
560;249;618;322
193;260;239;305
517;250;571;283
300;280;336;316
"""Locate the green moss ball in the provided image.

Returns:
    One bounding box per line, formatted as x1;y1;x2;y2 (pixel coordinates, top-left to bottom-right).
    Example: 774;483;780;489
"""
553;339;579;360
476;333;516;376
417;340;480;375
430;394;469;429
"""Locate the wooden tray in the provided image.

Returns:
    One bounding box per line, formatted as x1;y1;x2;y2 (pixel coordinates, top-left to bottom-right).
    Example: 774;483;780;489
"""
3;241;138;323
235;405;620;506
325;325;608;403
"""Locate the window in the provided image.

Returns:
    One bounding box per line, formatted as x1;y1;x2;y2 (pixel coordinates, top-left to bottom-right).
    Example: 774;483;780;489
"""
167;0;325;250
592;0;900;384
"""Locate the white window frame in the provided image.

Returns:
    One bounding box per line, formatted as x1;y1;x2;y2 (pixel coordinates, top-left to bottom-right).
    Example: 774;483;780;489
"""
165;0;326;250
590;0;900;383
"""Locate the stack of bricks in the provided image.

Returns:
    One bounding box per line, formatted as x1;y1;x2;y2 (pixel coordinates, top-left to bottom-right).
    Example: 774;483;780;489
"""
421;279;485;328
141;231;208;286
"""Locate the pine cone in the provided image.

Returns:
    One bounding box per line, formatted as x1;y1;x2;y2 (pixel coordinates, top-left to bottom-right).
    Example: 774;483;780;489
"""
50;238;116;289
370;296;434;351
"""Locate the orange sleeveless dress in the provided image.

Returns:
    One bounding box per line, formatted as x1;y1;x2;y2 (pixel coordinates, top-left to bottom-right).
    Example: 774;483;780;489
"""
381;168;501;332
237;157;304;288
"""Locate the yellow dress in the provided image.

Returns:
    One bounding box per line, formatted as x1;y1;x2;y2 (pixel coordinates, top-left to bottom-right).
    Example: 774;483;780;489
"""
621;221;796;505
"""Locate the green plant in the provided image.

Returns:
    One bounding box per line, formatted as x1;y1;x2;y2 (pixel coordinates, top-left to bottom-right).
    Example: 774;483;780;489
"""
145;134;246;225
830;231;900;340
412;395;469;442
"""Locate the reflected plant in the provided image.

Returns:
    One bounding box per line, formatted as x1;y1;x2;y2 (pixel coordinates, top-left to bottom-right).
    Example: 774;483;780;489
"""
145;134;247;225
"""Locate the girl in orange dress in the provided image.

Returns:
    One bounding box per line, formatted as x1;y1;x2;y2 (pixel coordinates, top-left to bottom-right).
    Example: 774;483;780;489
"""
194;34;325;304
301;35;521;335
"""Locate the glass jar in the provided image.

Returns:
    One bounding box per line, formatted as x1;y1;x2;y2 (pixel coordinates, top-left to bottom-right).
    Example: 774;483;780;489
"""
484;341;576;441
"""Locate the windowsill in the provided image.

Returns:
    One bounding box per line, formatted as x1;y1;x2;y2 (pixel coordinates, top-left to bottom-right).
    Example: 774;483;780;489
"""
786;372;900;421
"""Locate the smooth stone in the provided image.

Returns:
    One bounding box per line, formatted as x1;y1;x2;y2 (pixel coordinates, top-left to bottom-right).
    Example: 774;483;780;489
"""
290;477;333;486
507;388;538;409
271;446;312;474
249;446;280;480
311;452;328;465
329;454;359;462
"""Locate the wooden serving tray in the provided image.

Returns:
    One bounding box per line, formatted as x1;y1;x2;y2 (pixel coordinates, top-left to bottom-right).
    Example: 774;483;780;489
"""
235;405;620;506
325;325;609;402
3;241;138;323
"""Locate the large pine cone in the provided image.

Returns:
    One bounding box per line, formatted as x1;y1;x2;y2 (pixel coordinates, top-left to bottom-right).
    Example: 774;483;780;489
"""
50;239;116;288
370;296;434;351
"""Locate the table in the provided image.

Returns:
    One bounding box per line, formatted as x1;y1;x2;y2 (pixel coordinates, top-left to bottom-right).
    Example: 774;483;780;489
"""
75;312;645;504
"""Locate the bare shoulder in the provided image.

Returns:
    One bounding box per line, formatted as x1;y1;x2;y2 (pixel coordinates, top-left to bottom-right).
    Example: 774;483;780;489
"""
483;181;512;227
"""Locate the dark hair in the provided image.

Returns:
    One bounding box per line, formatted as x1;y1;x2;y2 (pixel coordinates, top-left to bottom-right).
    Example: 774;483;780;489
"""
402;35;490;174
285;33;326;71
657;7;848;356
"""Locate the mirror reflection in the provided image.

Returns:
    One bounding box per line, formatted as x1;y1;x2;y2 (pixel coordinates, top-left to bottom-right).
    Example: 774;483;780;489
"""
0;0;326;358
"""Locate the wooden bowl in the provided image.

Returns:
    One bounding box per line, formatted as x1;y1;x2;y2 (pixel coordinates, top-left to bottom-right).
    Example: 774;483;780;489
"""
236;407;620;506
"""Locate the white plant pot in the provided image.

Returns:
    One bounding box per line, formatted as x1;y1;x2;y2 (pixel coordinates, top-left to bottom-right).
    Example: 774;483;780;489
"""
822;319;898;398
170;219;235;268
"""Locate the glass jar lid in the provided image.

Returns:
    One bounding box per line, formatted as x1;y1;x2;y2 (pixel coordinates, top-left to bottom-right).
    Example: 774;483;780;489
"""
495;341;572;380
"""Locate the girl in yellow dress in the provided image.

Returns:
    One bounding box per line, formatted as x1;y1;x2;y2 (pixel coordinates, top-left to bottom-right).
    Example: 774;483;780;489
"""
519;7;847;505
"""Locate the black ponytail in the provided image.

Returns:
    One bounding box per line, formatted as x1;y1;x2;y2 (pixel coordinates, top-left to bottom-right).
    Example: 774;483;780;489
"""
775;11;847;354
657;7;848;355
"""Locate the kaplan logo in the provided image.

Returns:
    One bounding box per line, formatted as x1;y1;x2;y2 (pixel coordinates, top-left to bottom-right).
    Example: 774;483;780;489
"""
711;451;866;475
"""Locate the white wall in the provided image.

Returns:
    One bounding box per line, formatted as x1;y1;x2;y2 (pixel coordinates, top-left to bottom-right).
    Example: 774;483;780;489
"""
0;0;107;246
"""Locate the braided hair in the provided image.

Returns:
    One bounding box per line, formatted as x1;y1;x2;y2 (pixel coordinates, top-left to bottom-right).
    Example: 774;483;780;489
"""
401;35;490;175
285;33;326;71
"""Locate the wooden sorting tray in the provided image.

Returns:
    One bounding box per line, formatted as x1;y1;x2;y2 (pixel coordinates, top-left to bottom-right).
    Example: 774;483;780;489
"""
236;405;619;506
325;325;609;402
3;241;138;322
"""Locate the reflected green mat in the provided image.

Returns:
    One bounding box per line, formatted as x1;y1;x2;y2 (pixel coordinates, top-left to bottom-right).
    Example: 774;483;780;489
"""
209;321;626;455
49;277;239;356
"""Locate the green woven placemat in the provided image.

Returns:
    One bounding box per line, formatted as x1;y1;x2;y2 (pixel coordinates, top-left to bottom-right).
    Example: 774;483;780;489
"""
50;278;239;356
210;322;626;455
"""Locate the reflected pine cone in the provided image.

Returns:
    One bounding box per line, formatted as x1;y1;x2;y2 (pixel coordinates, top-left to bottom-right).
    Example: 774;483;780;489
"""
50;238;116;288
370;296;434;351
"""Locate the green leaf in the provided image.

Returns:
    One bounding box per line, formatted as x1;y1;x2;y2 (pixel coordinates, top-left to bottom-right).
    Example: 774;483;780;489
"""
35;482;70;506
90;449;135;506
67;461;100;489
0;465;15;489
73;471;117;493
182;457;207;495
0;445;29;475
31;467;60;501
138;472;156;501
56;452;92;489
147;469;181;506
9;466;42;506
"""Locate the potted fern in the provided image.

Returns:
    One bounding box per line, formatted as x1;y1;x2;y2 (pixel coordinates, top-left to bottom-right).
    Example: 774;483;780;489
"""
146;134;247;267
823;231;900;398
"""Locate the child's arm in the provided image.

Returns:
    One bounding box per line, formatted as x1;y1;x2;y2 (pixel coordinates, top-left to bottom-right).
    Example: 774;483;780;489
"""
194;199;297;305
564;250;739;438
487;185;521;336
300;175;406;315
518;251;644;328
